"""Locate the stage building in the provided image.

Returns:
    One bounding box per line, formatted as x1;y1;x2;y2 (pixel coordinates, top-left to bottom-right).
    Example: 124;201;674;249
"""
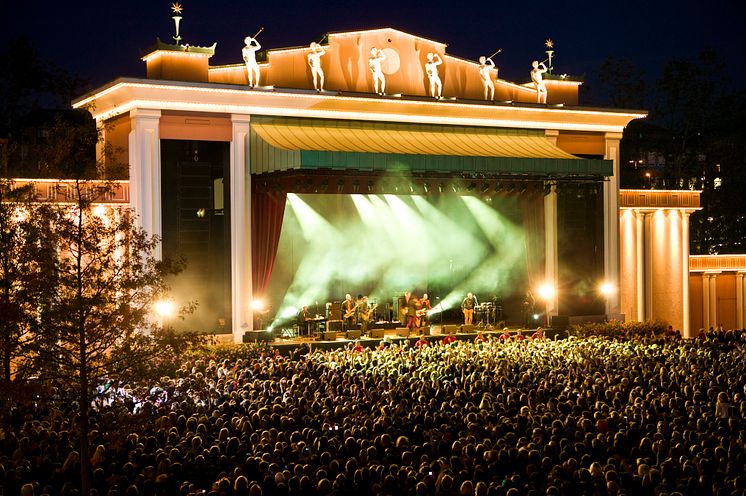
61;24;726;341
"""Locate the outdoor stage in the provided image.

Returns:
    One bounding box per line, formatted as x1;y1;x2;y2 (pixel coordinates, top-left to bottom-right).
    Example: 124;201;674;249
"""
238;324;566;354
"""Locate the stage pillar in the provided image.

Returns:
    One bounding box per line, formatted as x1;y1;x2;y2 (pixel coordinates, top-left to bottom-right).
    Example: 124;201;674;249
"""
643;212;653;321
736;271;745;330
635;210;645;321
709;272;718;330
681;212;691;337
230;114;253;344
604;133;622;317
544;182;558;317
128;108;162;258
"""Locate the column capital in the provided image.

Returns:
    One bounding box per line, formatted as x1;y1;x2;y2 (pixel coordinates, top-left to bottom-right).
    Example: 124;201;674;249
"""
604;132;624;142
130;108;161;120
231;114;252;124
736;271;746;277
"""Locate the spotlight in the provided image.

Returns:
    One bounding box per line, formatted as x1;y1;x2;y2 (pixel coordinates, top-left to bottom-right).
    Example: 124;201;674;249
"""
537;283;555;301
251;299;265;311
196;208;206;218
506;184;515;193
367;182;373;193
494;183;503;193
518;184;527;194
409;183;415;193
533;313;540;321
320;180;329;192
438;183;444;193
154;300;175;317
466;182;477;192
599;282;616;297
352;180;360;193
337;179;345;192
480;183;490;193
452;183;460;193
423;182;429;193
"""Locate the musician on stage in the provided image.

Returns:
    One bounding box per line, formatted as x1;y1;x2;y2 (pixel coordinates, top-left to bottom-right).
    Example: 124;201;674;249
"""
406;294;419;331
418;293;432;327
297;305;312;336
341;294;357;331
357;295;370;334
461;292;477;325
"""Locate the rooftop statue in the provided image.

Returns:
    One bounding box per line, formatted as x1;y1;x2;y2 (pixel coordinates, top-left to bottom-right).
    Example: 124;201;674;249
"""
307;42;327;92
369;47;386;95
425;53;443;99
531;60;548;104
243;35;262;87
478;56;496;101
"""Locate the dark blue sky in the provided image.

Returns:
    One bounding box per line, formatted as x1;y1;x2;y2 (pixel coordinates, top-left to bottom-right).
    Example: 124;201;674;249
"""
2;0;742;93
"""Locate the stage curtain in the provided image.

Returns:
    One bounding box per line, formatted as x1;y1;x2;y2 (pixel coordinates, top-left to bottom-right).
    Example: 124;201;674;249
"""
521;193;545;290
251;188;287;295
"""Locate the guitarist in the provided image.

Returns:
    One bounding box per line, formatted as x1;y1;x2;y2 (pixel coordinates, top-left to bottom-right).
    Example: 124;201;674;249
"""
341;294;357;331
418;293;432;327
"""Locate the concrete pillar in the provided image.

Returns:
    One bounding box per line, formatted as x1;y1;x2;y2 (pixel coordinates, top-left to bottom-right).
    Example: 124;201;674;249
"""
702;273;710;331
230;114;253;344
544;182;558;318
709;273;718;330
643;212;653;321
635;210;645;321
736;272;745;330
681;212;691;337
128;108;162;258
603;133;623;316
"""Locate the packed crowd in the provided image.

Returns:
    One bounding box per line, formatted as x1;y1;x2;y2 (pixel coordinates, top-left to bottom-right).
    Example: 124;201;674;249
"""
1;330;745;496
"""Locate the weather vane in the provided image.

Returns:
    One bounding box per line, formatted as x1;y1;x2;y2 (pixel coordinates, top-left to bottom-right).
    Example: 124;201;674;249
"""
544;39;554;74
171;3;183;45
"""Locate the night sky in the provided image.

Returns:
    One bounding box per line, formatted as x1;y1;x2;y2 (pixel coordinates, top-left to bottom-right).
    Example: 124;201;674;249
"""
2;0;743;97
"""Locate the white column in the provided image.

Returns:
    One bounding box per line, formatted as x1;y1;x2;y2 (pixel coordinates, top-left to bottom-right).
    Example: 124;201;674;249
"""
702;273;710;331
709;273;718;329
603;133;623;316
635;210;645;321
230;114;253;344
128;108;162;258
681;212;691;337
736;272;744;330
544;182;558;318
643;212;653;321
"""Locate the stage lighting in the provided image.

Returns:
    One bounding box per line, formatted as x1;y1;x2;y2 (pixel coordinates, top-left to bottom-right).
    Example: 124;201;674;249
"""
533;313;540;321
438;183;444;193
409;183;415;193
154;300;175;317
196;208;206;218
506;183;515;193
423;182;429;193
599;282;616;297
466;182;477;192
480;182;490;193
537;283;555;301
352;180;360;193
337;180;345;192
251;299;265;311
494;183;503;192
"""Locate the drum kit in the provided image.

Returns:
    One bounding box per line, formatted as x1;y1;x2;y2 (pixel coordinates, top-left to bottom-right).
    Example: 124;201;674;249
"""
474;302;497;326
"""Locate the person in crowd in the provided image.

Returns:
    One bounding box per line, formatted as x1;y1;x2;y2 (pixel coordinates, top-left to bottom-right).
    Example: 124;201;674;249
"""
3;326;745;496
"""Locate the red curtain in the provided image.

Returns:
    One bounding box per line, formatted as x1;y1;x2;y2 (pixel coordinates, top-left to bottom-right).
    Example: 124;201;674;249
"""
521;192;545;290
251;189;287;295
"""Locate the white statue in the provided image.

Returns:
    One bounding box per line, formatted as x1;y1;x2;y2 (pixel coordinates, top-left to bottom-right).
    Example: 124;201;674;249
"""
531;60;548;104
369;47;386;95
478;56;496;100
425;53;443;99
242;36;261;87
307;42;327;92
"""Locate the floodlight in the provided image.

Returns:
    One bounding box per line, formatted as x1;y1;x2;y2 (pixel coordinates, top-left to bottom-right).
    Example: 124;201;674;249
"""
537;283;555;301
599;282;616;297
251;299;265;311
154;300;175;317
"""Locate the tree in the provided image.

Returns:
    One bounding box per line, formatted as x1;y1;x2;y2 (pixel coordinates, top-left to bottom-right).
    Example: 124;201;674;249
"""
0;180;54;384
23;114;185;494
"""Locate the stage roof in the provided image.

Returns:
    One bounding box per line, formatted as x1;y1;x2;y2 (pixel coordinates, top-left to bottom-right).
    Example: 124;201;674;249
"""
250;116;611;177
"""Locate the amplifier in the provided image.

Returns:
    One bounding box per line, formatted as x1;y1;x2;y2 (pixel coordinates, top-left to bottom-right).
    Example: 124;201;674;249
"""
460;324;475;333
327;320;343;332
243;330;272;342
395;327;410;337
443;324;459;335
345;330;361;340
321;331;337;341
369;328;385;338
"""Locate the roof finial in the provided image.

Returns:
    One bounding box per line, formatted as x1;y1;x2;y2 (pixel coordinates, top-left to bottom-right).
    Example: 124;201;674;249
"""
171;3;183;45
544;39;554;74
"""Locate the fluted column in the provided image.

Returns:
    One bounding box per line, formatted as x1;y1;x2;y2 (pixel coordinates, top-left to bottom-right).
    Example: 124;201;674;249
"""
702;273;710;331
230;114;253;343
603;133;623;316
736;272;744;330
128;108;162;258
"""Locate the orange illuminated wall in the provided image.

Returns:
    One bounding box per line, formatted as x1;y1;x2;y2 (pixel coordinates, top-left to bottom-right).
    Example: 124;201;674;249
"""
689;255;746;331
618;190;701;336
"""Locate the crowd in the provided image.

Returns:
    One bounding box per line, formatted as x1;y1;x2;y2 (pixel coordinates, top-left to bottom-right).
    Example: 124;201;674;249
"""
1;330;745;496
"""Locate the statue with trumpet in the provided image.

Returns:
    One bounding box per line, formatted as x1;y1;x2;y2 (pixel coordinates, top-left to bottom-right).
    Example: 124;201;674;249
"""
243;27;264;87
479;48;501;100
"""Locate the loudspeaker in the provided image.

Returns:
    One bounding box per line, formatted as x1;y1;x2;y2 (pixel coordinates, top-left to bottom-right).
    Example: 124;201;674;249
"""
443;325;459;335
328;320;343;332
550;315;570;330
243;330;272;342
321;331;337;341
369;328;385;338
418;327;431;336
328;305;341;321
345;330;361;340
396;327;410;337
460;324;475;333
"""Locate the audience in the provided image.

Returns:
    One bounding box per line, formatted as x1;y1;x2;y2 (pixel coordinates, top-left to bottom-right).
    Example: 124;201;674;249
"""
1;329;745;496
